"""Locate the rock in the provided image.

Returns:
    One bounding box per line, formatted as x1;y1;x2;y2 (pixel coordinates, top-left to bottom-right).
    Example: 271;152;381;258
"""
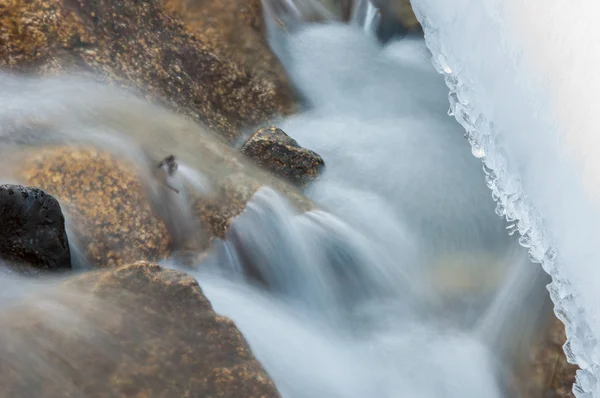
192;170;313;240
194;172;264;239
241;127;325;187
377;0;421;32
14;146;171;268
0;0;295;142
161;0;292;103
0;262;281;397
518;314;578;397
0;185;71;271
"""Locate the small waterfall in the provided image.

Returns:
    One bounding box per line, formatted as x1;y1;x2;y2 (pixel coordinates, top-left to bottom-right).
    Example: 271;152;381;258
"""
350;0;380;35
184;19;553;397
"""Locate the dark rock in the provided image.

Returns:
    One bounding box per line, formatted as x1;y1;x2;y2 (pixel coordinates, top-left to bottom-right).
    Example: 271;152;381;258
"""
0;0;296;142
0;262;281;397
241;127;325;187
372;0;422;32
0;184;70;270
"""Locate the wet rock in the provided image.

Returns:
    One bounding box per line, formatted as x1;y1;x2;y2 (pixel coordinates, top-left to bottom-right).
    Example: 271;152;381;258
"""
161;0;293;105
519;315;578;397
194;172;263;239
0;185;71;270
241;127;325;187
0;0;295;142
15;146;171;268
0;262;281;397
192;170;312;240
375;0;421;32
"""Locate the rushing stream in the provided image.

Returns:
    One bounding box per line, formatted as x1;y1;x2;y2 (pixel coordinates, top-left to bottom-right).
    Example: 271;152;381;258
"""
0;1;579;397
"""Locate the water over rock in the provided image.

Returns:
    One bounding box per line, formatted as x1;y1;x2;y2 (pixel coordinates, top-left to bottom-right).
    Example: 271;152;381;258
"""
14;146;171;268
0;185;71;271
241;126;325;187
519;315;577;397
0;262;281;397
0;0;295;142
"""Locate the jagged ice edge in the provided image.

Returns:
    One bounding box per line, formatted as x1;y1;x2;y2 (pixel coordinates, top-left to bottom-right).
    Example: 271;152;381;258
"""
410;4;599;397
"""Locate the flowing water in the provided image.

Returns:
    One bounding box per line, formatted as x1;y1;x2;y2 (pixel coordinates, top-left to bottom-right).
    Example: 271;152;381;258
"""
0;1;573;397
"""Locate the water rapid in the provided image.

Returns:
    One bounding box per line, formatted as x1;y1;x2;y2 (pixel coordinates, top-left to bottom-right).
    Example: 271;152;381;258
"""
185;21;551;397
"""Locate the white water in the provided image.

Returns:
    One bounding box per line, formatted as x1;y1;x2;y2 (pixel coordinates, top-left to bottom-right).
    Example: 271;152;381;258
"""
189;21;551;397
410;1;600;395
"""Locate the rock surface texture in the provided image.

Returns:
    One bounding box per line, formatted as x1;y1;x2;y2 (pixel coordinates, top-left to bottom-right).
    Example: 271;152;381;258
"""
521;315;578;397
0;184;71;270
508;310;578;397
0;262;281;397
0;0;295;142
15;146;171;268
241;127;325;187
161;0;292;105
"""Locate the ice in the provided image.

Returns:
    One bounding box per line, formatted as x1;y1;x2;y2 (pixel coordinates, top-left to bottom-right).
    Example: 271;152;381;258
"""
412;0;600;395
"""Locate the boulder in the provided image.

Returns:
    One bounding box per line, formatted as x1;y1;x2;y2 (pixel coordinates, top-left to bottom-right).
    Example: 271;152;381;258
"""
0;262;281;397
14;146;171;268
0;185;71;271
241;127;325;187
0;0;295;142
161;0;292;101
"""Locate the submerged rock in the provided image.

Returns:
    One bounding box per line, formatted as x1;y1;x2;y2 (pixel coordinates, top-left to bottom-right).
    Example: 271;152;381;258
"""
15;146;171;268
518;315;578;397
192;170;313;240
241;127;325;187
0;262;281;397
0;185;71;271
0;0;295;142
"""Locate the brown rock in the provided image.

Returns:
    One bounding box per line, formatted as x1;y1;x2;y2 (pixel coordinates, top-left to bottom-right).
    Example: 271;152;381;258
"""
518;314;578;397
161;0;292;101
0;0;295;142
241;127;325;187
14;146;171;268
192;170;313;240
0;262;280;397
